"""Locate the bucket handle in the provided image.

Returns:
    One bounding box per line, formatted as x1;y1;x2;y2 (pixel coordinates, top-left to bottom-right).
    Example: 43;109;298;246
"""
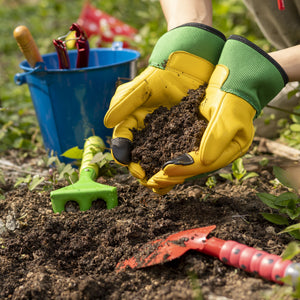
14;62;46;85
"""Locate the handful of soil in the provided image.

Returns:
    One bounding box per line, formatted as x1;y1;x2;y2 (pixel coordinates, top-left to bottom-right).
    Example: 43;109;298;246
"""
131;85;208;180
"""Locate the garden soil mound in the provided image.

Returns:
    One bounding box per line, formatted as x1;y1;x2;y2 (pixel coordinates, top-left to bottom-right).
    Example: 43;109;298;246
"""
0;150;298;300
131;87;207;179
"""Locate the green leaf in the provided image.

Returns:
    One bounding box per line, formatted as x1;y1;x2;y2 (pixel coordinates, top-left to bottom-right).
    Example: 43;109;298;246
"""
273;166;295;189
29;176;45;191
206;176;217;188
257;193;279;209
280;223;300;234
90;152;106;164
283;207;300;220
219;173;233;182
281;241;300;260
61;146;83;159
241;172;259;181
288;230;300;240
14;175;32;188
275;192;300;206
103;152;113;161
290;124;300;132
58;164;77;181
232;158;246;180
260;212;289;225
259;157;269;167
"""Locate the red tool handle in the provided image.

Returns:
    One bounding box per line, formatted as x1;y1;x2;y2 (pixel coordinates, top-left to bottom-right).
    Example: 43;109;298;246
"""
277;0;285;10
203;237;293;284
53;39;71;69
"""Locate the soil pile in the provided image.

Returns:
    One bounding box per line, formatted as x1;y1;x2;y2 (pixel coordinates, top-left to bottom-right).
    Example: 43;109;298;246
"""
131;86;207;179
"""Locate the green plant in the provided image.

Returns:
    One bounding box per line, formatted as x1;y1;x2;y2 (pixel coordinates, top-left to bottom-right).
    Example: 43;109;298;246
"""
60;140;116;177
218;157;259;184
14;153;79;191
188;272;203;300
257;166;300;239
279;105;300;150
45;154;79;186
14;174;46;191
274;83;300;150
205;175;217;188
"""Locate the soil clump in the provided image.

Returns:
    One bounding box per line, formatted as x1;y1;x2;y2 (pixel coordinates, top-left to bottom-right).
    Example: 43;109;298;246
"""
131;86;207;179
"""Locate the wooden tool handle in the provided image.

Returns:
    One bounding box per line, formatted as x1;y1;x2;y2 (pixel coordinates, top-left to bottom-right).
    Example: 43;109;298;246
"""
13;25;43;67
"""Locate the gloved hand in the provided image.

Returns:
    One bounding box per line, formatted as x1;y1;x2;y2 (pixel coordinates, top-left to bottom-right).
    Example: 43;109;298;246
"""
148;35;288;192
104;23;226;188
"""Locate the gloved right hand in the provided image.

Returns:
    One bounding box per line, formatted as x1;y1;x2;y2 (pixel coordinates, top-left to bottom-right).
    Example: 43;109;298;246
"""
104;23;226;186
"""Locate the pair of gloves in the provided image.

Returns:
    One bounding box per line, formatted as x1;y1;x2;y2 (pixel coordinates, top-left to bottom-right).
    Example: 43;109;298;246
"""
104;23;288;194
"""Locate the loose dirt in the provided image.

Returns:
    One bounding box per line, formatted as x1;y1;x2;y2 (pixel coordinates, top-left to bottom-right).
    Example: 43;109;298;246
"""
131;86;207;179
0;148;299;299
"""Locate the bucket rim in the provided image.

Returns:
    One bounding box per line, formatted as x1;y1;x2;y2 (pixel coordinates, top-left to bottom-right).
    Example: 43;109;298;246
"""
19;48;140;73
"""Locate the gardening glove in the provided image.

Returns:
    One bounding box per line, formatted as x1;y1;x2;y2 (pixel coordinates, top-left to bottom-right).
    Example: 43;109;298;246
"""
148;35;288;192
104;23;226;186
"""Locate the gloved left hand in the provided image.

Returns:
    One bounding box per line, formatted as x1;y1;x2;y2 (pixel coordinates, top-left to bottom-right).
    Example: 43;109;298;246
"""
147;35;288;193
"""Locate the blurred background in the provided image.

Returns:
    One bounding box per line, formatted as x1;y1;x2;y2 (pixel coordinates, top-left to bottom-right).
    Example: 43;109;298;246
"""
0;0;286;154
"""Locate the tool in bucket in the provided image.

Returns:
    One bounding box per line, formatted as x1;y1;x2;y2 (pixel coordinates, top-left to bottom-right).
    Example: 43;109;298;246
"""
116;225;300;285
50;136;118;213
13;25;44;68
53;23;89;69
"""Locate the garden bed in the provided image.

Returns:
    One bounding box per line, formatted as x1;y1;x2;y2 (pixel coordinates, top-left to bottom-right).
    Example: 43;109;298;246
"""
0;148;299;299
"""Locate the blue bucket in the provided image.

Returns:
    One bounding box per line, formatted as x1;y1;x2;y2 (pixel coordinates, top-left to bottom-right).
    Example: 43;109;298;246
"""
15;45;140;161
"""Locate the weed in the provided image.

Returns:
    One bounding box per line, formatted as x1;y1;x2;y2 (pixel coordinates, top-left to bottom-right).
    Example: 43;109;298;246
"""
219;157;259;184
258;166;300;240
205;176;217;188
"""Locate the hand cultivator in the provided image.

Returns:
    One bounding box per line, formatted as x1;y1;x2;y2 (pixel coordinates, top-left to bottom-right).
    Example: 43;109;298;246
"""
116;225;300;285
53;23;89;69
50;136;118;213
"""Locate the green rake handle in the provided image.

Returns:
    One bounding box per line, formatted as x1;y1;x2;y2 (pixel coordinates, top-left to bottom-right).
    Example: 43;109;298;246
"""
80;135;106;176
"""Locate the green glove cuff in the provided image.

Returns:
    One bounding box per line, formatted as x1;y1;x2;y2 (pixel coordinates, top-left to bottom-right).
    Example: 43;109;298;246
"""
218;35;289;116
149;23;226;68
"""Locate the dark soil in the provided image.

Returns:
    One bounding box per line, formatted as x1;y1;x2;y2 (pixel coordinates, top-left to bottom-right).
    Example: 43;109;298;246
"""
1;86;300;299
1;148;300;300
131;86;207;179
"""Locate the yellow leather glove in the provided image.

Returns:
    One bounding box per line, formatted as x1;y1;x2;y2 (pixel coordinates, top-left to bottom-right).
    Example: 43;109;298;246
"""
104;23;226;186
148;35;288;193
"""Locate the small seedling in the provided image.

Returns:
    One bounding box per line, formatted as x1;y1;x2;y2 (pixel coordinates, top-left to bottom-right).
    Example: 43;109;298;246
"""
219;157;258;184
205;176;217;189
14;174;45;191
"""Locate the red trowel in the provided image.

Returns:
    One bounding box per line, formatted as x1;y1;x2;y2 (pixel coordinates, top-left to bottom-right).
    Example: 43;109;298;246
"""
116;225;300;285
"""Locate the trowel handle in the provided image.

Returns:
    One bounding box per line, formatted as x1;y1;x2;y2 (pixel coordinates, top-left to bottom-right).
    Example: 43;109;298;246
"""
80;136;106;176
14;25;43;67
204;237;296;284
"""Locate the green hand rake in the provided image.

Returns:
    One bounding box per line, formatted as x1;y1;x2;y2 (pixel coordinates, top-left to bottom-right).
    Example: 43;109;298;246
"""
50;136;118;213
